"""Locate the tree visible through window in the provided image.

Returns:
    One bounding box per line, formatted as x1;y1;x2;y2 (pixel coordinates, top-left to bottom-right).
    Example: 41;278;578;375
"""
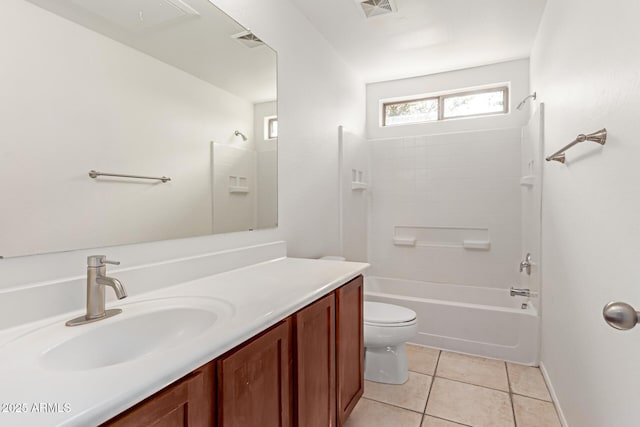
382;86;508;126
384;98;438;126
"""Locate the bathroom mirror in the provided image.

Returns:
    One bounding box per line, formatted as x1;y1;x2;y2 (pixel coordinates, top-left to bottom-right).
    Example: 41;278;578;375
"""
0;0;278;258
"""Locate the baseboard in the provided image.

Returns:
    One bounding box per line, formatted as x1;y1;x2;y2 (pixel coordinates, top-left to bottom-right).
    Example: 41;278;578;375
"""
539;361;569;427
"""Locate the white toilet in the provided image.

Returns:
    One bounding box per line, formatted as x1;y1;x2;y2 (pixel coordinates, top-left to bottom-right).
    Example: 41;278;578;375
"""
364;301;418;384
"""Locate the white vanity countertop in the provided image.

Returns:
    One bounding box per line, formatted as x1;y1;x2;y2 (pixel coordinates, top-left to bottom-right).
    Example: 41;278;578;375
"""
0;257;369;427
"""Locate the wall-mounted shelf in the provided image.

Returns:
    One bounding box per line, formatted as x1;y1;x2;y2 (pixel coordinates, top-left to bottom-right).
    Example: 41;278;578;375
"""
392;226;491;250
351;181;369;191
462;240;491;250
392;237;416;247
228;175;249;193
519;176;534;187
229;186;249;194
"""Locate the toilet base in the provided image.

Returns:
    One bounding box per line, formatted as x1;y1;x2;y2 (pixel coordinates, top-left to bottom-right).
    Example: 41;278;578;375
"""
364;343;409;384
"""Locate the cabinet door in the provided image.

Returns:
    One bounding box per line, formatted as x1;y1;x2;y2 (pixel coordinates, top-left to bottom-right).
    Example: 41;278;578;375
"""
335;275;364;427
218;319;292;427
294;293;336;427
102;361;215;427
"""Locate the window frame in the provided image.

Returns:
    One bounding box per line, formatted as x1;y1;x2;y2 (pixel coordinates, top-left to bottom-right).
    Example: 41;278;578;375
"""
267;117;278;139
381;85;509;127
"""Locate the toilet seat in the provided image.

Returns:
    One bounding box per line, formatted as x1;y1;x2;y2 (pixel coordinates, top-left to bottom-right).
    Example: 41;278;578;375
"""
364;301;416;325
365;318;417;328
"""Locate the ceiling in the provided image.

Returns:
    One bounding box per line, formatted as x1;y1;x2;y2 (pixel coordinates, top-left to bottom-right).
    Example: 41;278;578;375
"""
25;0;277;103
288;0;547;83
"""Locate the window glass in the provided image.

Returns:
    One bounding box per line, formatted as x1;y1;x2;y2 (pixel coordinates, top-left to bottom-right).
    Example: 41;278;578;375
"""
381;86;508;126
384;98;438;126
442;89;506;119
268;118;278;139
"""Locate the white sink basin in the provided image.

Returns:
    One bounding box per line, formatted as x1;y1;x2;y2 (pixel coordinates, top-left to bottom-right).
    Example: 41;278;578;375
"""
7;297;234;372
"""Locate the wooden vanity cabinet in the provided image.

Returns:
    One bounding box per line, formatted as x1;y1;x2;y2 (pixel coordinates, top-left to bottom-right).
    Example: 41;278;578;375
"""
293;293;336;427
217;319;293;427
292;275;364;427
103;275;363;427
102;360;215;427
336;275;364;426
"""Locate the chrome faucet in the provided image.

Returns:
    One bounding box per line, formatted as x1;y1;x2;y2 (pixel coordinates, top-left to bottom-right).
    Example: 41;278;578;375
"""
519;253;532;275
66;255;127;326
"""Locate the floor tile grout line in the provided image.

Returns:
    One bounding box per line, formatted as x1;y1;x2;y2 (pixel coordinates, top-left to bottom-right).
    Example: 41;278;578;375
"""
511;391;554;404
420;349;441;425
505;361;518;427
425;414;473;427
511;391;564;426
432;373;511;394
360;396;424;416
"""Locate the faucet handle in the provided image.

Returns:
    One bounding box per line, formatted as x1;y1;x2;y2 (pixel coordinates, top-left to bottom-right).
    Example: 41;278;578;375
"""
87;255;120;267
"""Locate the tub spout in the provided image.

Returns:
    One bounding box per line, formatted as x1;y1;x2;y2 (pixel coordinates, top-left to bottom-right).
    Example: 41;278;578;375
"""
510;287;538;297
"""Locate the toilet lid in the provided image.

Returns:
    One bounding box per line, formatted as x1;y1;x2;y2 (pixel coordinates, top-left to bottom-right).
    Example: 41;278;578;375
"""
364;302;416;325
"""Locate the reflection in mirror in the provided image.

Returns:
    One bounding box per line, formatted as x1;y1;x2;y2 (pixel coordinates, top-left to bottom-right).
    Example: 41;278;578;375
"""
1;0;277;258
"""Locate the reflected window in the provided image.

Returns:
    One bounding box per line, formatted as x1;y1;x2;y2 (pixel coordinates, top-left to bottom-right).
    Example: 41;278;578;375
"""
267;117;278;139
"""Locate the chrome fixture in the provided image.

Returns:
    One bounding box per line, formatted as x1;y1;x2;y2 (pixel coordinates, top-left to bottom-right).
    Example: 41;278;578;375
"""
516;92;537;110
89;170;171;183
66;255;127;326
603;301;640;330
234;130;248;141
519;253;532;275
510;287;536;298
546;128;607;163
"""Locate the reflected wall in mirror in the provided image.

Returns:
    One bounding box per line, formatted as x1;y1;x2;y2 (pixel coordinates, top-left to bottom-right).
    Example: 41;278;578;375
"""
0;0;278;258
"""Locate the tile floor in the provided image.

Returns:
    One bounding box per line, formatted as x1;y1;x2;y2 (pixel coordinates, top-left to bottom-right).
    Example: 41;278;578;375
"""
345;344;561;427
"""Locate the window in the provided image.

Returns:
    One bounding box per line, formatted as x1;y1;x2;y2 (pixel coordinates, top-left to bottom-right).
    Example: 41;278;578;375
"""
384;98;438;126
382;86;508;126
267;117;278;139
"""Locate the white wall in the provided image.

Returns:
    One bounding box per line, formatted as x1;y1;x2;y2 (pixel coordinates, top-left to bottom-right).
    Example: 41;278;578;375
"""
366;59;530;140
253;101;278;229
0;0;255;258
0;0;365;289
341;128;368;262
368;128;522;289
531;1;640;426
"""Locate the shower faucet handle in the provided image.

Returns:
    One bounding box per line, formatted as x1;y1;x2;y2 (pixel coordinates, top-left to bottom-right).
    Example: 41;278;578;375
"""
519;253;532;275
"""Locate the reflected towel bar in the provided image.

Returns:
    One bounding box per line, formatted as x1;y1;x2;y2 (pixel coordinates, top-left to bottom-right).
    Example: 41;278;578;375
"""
546;128;607;163
89;170;171;183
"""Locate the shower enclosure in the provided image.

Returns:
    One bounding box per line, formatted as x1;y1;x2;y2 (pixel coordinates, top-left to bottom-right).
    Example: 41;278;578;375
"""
364;105;545;365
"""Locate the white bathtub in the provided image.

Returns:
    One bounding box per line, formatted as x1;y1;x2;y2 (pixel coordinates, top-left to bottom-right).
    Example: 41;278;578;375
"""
365;276;540;365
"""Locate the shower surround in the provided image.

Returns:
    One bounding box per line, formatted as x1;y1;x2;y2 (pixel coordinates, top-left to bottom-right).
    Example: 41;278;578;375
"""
367;128;539;363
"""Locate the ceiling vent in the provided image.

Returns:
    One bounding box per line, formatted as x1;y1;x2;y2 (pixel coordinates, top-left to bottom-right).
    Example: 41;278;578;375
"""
358;0;397;18
231;30;264;48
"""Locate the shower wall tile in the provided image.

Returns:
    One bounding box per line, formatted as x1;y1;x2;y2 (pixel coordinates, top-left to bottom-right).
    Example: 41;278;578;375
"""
368;127;522;289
